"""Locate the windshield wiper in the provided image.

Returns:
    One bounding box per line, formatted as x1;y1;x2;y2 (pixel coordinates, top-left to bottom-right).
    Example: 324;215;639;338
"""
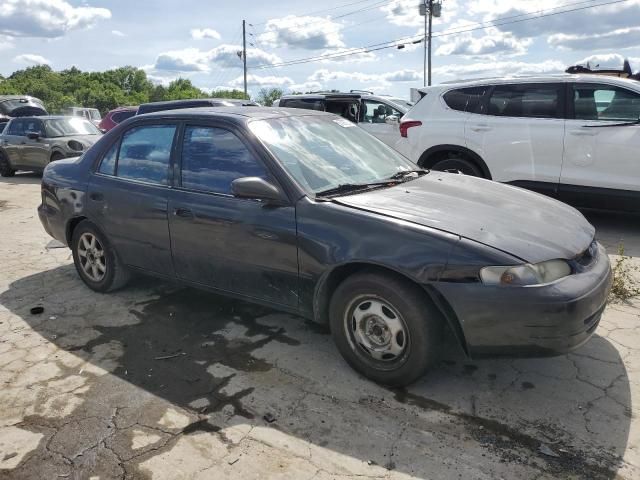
316;182;392;198
584;119;640;128
387;169;427;180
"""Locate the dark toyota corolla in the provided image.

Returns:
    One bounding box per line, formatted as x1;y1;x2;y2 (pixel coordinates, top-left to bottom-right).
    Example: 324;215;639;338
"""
38;107;613;386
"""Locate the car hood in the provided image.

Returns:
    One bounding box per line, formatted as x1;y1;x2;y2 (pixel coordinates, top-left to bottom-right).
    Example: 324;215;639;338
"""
332;172;595;263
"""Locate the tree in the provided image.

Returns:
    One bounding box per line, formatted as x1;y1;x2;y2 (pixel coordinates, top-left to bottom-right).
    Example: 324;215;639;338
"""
256;87;283;106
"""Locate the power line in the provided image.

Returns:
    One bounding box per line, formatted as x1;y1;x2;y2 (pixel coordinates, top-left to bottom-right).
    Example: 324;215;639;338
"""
253;0;630;69
250;0;386;26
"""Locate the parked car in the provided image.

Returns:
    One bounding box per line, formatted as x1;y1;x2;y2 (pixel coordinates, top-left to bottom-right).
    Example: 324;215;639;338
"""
136;98;258;115
99;106;138;132
277;91;412;147
65;107;102;127
38;108;611;386
0;116;102;176
0;95;48;119
395;74;640;213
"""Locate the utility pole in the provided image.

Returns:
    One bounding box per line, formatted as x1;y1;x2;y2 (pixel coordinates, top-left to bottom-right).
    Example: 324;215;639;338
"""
427;0;433;86
420;1;441;87
242;19;248;99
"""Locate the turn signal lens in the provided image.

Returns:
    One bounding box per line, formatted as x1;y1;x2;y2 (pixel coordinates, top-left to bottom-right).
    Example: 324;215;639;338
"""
480;260;571;286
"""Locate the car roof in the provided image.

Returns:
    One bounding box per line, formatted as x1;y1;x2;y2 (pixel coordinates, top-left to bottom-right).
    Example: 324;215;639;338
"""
424;73;640;91
137;106;333;121
0;95;43;102
8;115;84;121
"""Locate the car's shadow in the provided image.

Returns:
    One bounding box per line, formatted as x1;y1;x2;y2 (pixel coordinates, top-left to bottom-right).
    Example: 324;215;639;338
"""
0;171;41;185
585;210;640;257
0;265;633;479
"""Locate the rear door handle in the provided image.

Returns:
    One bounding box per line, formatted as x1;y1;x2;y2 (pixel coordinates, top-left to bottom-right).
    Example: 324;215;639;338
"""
470;124;491;132
89;192;104;202
173;207;193;218
569;130;597;136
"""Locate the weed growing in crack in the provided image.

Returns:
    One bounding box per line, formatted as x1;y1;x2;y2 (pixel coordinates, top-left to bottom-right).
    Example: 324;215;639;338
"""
609;244;640;303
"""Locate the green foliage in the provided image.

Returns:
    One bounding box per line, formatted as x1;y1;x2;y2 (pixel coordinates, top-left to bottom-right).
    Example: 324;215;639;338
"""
0;65;249;114
609;244;640;303
256;87;283;106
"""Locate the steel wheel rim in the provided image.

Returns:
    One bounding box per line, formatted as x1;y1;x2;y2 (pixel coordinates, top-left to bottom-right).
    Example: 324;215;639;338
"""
344;295;410;369
77;232;107;282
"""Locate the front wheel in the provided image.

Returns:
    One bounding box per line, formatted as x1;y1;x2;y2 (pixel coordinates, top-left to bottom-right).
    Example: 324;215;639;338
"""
71;220;130;292
0;152;15;177
431;156;483;177
329;272;443;386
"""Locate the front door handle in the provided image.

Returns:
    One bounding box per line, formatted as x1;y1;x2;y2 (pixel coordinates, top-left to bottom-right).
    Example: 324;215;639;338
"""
173;207;193;218
470;124;491;132
89;192;104;202
569;130;597;136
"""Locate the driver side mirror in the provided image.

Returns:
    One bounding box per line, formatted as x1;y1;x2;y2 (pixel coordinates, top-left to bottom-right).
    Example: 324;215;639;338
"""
385;115;399;125
26;131;40;140
231;177;287;205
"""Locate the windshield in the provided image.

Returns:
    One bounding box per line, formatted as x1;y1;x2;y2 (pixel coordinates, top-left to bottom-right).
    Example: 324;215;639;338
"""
44;118;101;137
249;115;417;195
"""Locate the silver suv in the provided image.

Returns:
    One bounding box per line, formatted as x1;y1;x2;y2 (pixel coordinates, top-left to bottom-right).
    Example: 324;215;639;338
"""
276;91;412;147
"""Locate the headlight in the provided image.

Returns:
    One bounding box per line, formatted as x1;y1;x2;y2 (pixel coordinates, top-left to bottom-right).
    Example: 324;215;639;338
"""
67;140;84;152
480;260;572;286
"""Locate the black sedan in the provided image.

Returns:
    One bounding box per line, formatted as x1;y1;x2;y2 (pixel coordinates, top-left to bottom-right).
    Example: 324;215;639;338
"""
38;107;613;386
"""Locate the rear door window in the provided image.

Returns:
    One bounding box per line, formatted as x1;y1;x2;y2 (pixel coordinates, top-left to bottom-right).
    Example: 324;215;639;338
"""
7;120;25;136
572;84;640;121
488;84;562;118
115;124;177;185
180;126;268;195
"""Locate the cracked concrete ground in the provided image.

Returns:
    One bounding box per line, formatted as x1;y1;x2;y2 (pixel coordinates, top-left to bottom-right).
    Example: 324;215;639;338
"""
1;172;639;480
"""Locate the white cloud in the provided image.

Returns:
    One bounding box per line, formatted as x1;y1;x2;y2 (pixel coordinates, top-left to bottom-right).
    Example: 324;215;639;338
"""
0;35;13;51
191;28;221;40
473;0;640;40
436;26;531;57
153;44;281;73
308;68;421;86
433;59;565;79
13;53;51;66
111;30;126;37
0;0;111;38
259;15;344;50
229;74;294;88
548;26;640;51
289;80;323;92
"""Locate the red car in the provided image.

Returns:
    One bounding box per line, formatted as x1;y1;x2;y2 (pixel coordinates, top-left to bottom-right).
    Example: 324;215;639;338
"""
98;106;137;132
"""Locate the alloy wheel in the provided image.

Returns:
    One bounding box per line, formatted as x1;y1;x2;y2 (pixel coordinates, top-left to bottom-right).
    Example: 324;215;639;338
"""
77;232;107;282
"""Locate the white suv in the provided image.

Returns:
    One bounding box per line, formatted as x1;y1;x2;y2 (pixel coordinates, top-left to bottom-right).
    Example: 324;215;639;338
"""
395;74;640;212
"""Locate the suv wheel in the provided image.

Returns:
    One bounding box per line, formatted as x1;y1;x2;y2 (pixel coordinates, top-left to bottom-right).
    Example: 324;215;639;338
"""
329;272;443;386
0;152;15;177
431;154;483;177
71;220;130;292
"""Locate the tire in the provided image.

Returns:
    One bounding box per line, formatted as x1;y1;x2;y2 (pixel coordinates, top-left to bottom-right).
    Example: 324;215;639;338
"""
329;271;443;387
431;154;483;177
71;220;130;293
50;152;65;163
0;152;15;177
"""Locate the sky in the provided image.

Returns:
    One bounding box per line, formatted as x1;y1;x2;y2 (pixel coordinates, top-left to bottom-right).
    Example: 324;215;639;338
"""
1;0;639;99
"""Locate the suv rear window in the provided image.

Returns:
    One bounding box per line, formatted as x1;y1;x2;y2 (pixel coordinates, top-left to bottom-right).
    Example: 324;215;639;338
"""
280;98;325;111
443;87;489;114
488;84;562;118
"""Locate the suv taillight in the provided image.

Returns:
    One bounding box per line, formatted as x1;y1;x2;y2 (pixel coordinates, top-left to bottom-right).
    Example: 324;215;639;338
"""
399;120;422;138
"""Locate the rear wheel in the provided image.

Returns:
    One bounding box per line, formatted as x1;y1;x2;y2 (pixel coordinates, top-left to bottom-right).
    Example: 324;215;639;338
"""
71;220;130;292
0;152;15;177
430;153;483;177
329;272;443;386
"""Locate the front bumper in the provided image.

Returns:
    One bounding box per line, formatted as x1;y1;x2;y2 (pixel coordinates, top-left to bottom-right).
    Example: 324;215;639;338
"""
434;243;613;357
